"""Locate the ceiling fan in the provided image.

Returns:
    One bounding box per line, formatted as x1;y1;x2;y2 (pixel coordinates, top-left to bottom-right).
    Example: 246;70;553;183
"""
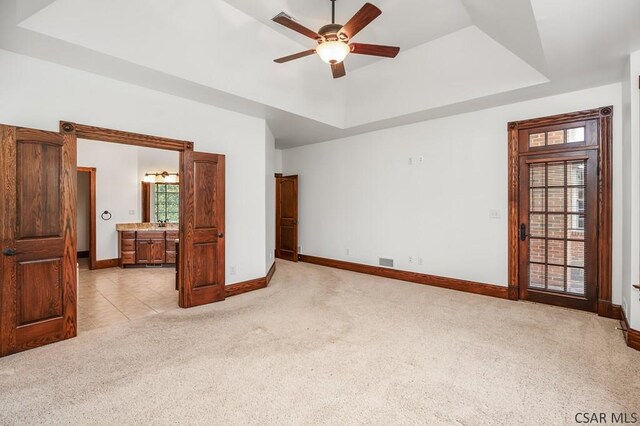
272;1;400;79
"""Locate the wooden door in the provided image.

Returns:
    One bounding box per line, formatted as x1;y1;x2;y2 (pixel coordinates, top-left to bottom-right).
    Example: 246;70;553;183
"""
517;125;599;312
275;174;298;262
179;151;225;308
0;125;77;356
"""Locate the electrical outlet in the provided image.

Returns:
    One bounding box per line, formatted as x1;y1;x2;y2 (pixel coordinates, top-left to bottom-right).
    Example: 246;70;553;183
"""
408;256;413;264
418;156;424;164
345;248;350;255
409;157;414;165
418;257;423;266
489;209;501;219
129;210;135;215
230;266;237;275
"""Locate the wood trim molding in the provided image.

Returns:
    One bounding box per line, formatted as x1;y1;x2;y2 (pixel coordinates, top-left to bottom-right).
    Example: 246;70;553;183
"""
507;107;613;314
225;261;276;298
299;255;508;299
598;301;622;321
60;121;193;152
266;260;277;283
94;258;119;269
141;181;151;222
620;309;640;351
77;167;96;270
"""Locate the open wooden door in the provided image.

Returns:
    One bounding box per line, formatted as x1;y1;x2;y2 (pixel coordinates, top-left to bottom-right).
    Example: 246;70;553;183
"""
0;125;77;356
275;174;298;262
179;151;225;308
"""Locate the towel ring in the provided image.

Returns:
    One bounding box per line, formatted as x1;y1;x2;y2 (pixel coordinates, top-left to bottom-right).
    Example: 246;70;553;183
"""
101;210;112;221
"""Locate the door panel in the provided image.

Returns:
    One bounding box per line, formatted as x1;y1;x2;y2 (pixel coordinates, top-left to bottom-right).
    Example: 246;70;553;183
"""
1;125;77;356
275;175;298;262
179;151;225;308
518;150;598;312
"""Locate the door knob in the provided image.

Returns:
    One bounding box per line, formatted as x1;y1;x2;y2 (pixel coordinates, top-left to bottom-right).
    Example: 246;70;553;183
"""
2;248;17;256
217;232;224;238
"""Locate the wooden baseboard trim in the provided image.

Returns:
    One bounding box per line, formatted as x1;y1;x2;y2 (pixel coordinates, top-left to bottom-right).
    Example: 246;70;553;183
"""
266;261;277;284
298;254;508;299
94;258;119;269
620;308;640;351
598;300;622;320
225;261;276;298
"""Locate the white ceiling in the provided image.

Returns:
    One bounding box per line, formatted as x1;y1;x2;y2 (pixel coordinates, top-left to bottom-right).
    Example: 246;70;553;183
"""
1;0;640;148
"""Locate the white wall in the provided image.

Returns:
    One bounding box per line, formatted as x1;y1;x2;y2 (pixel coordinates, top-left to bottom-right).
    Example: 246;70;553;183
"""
623;50;640;329
275;149;283;174
77;171;90;252
77;140;140;260
265;126;276;271
282;84;623;302
0;49;267;285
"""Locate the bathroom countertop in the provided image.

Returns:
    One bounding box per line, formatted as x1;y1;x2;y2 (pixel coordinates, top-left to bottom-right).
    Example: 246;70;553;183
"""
116;223;179;232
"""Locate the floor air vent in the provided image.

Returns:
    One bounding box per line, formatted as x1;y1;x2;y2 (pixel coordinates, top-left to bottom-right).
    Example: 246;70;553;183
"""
379;257;394;267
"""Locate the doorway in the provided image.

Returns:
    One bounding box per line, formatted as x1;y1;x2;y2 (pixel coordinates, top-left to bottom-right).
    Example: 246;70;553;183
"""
0;121;226;357
275;173;298;262
77;167;96;270
508;107;613;315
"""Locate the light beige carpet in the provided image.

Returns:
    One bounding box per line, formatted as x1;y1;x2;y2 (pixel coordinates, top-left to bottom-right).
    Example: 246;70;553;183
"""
0;260;638;425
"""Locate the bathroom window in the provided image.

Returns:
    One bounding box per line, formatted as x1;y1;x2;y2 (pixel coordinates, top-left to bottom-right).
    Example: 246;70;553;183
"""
154;183;179;223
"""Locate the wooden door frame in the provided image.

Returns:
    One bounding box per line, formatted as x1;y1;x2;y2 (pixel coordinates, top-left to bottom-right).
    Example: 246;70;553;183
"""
507;106;616;319
60;121;195;300
77;167;97;270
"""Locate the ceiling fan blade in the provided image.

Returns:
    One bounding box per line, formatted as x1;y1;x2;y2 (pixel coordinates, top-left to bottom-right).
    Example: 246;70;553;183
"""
339;3;382;40
274;49;317;63
272;14;320;40
350;43;400;58
331;62;346;79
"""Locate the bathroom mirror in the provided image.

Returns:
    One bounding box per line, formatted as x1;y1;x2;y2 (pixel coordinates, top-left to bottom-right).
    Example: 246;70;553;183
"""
142;181;180;223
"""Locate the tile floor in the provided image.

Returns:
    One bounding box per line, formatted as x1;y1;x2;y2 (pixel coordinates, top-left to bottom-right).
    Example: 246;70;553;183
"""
77;258;179;332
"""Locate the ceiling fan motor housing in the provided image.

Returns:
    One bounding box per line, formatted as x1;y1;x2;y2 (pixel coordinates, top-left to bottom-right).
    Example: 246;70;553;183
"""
318;24;347;43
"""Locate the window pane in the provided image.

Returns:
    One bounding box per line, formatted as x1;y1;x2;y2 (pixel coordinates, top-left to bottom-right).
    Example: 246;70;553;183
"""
530;189;546;212
567;241;584;267
529;133;546;147
547;188;565;212
530;239;545;263
547;162;565;186
154;183;180;223
567;127;585;143
547;130;565;145
529;263;545;288
567;188;585;213
567;268;585;295
530;164;545;187
567;214;584;239
548;265;565;291
567;161;585;185
547;239;565;265
530;214;545;237
548;214;565;238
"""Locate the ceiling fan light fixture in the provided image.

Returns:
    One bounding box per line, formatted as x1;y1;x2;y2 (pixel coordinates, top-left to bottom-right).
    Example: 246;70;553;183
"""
316;41;350;64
